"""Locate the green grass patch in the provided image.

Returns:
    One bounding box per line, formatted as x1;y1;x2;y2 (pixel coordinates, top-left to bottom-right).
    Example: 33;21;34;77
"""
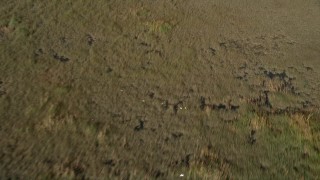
146;20;174;34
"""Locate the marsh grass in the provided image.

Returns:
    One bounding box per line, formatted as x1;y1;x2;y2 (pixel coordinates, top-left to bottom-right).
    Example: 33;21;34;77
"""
184;146;230;180
0;0;320;179
146;20;174;34
289;113;313;141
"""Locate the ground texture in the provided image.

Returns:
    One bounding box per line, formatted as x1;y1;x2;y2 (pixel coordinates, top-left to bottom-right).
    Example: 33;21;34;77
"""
1;0;320;179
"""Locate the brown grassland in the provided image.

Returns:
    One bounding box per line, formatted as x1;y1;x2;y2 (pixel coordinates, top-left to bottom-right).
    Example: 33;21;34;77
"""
1;0;320;179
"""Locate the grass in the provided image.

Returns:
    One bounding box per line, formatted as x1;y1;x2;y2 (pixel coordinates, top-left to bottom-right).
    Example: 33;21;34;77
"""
1;0;320;179
232;112;320;178
146;20;174;34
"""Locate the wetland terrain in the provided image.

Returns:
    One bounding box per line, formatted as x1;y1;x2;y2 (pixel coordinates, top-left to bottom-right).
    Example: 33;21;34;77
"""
1;0;320;179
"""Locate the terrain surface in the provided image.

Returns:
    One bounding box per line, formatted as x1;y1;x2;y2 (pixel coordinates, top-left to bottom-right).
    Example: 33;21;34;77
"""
1;0;320;179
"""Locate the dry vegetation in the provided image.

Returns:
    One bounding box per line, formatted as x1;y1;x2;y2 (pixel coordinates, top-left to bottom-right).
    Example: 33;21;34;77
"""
1;0;320;179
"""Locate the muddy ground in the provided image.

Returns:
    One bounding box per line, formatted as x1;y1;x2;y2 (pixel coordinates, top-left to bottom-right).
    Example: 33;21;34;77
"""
1;0;320;179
